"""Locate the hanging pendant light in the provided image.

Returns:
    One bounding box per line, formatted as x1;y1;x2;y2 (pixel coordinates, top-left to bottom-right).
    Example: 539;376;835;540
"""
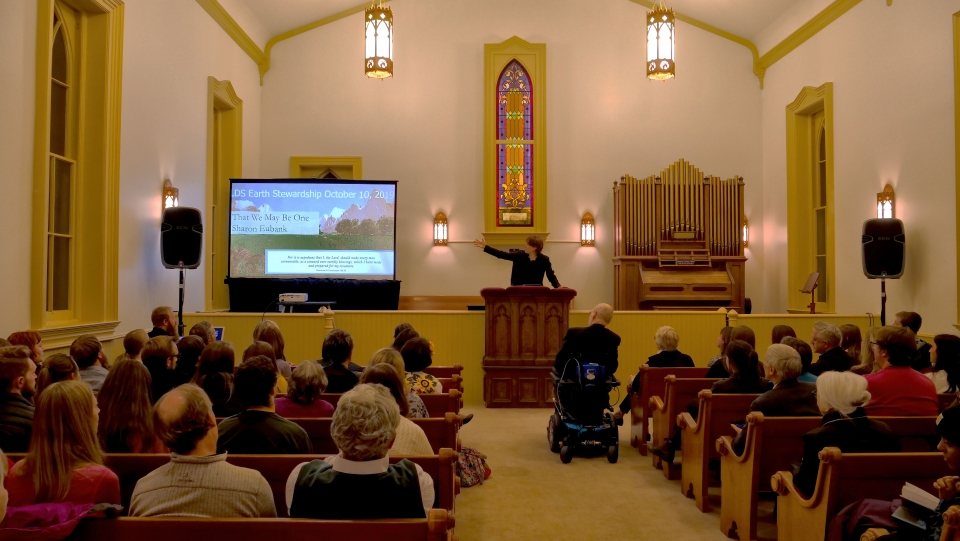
646;0;675;81
365;0;393;79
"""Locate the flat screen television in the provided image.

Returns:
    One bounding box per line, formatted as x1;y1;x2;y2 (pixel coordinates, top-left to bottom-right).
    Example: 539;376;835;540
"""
228;179;397;280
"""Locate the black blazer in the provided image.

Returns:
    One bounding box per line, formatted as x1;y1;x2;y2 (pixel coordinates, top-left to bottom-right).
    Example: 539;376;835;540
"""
483;246;560;288
792;408;901;498
554;324;621;374
807;347;854;376
731;378;819;454
630;350;695;393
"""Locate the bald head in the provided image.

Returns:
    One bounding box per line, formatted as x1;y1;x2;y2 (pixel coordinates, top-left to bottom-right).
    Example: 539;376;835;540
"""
153;384;215;455
590;304;614;326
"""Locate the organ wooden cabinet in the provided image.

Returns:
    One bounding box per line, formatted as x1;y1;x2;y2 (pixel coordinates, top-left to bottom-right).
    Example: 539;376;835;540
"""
613;159;747;311
480;286;576;408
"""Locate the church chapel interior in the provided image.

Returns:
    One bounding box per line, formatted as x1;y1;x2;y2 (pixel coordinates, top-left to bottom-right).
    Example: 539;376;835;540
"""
2;0;960;539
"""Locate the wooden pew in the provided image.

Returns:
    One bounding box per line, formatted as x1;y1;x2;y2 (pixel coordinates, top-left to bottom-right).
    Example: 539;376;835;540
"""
677;391;760;512
7;451;460;518
69;510;455;541
771;449;951;541
424;365;463;379
940;392;957;412
649;376;719;478
321;391;462;418
716;414;938;541
292;415;460;454
628;366;709;454
436;375;462;393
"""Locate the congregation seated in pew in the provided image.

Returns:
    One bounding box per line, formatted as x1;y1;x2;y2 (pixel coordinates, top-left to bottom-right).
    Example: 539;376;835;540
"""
242;341;288;394
926;334;960;394
192;342;244;418
320;329;360;393
216;356;312;455
650;339;770;462
704;326;733;378
6;380;121;507
619;326;694;417
707;326;757;379
402;337;444;395
864;326;939;417
834;405;960;541
792;371;901;498
360;364;433;456
808;322;855;376
369;347;430;419
129;384;276;517
731;344;819;454
0;346;36;453
782;336;819;383
274;360;334;418
252;320;294;385
285;383;435;519
98;360;165;453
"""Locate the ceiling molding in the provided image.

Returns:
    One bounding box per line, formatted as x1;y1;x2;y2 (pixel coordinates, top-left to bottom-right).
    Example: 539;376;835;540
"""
629;0;763;87
755;0;863;79
195;0;267;68
259;1;390;84
198;0;877;90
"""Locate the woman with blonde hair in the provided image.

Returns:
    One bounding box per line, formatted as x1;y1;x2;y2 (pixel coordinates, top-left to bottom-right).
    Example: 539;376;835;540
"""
252;321;292;384
791;371;900;498
275;361;335;417
36;353;79;395
851;327;881;375
369;347;429;418
5;380;120;506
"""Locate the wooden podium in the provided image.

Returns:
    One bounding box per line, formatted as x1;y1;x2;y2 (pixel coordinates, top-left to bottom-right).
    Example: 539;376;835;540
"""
480;286;577;408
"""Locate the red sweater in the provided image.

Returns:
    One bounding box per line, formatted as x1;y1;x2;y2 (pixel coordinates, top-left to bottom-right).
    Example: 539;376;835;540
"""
864;366;939;416
5;462;121;507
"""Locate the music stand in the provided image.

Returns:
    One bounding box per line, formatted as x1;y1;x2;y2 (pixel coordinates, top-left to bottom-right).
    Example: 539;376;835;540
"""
801;272;820;315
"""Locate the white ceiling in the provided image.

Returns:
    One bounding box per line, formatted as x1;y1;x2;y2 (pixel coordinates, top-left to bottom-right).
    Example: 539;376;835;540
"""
232;0;806;46
665;0;801;43
236;0;369;39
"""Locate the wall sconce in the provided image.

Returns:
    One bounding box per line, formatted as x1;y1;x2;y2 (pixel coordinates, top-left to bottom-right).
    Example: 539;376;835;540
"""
162;179;179;210
433;211;448;246
581;212;595;246
742;216;749;247
877;184;895;219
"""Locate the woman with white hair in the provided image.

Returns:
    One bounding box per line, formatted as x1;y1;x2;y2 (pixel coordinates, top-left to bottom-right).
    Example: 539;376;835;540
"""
284;384;435;519
617;326;694;419
792;371;901;498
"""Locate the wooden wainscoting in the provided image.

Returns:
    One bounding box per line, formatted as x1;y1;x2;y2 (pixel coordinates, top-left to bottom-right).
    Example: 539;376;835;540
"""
398;296;485;311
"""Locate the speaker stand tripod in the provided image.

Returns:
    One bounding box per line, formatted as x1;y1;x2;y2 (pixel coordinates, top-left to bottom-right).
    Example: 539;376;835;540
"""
879;275;887;326
177;265;187;337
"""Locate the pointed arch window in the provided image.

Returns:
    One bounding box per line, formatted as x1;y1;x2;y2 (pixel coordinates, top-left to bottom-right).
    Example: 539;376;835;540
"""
496;61;534;227
46;4;78;313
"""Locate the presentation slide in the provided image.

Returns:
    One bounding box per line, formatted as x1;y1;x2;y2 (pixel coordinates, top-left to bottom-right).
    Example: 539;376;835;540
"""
228;180;397;280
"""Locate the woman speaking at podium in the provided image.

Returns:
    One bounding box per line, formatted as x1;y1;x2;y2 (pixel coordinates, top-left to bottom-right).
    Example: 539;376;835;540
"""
473;235;561;288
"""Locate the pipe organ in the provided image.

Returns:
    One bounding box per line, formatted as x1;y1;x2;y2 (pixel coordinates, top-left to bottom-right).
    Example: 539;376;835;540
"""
613;159;747;311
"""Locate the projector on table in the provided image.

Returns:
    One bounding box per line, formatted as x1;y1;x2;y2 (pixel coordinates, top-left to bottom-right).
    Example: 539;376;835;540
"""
278;293;308;303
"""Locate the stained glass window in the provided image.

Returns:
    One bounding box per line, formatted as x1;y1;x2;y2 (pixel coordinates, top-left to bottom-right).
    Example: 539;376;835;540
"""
496;60;533;227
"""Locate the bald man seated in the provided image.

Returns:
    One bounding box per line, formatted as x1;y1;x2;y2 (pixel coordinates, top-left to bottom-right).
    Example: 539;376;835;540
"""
129;384;276;518
553;303;621;376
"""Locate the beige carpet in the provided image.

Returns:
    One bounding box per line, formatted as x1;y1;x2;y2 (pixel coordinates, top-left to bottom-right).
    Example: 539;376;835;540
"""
455;406;776;541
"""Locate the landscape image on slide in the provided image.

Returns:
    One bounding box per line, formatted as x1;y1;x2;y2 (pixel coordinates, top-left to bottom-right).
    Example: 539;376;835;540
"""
229;180;397;279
